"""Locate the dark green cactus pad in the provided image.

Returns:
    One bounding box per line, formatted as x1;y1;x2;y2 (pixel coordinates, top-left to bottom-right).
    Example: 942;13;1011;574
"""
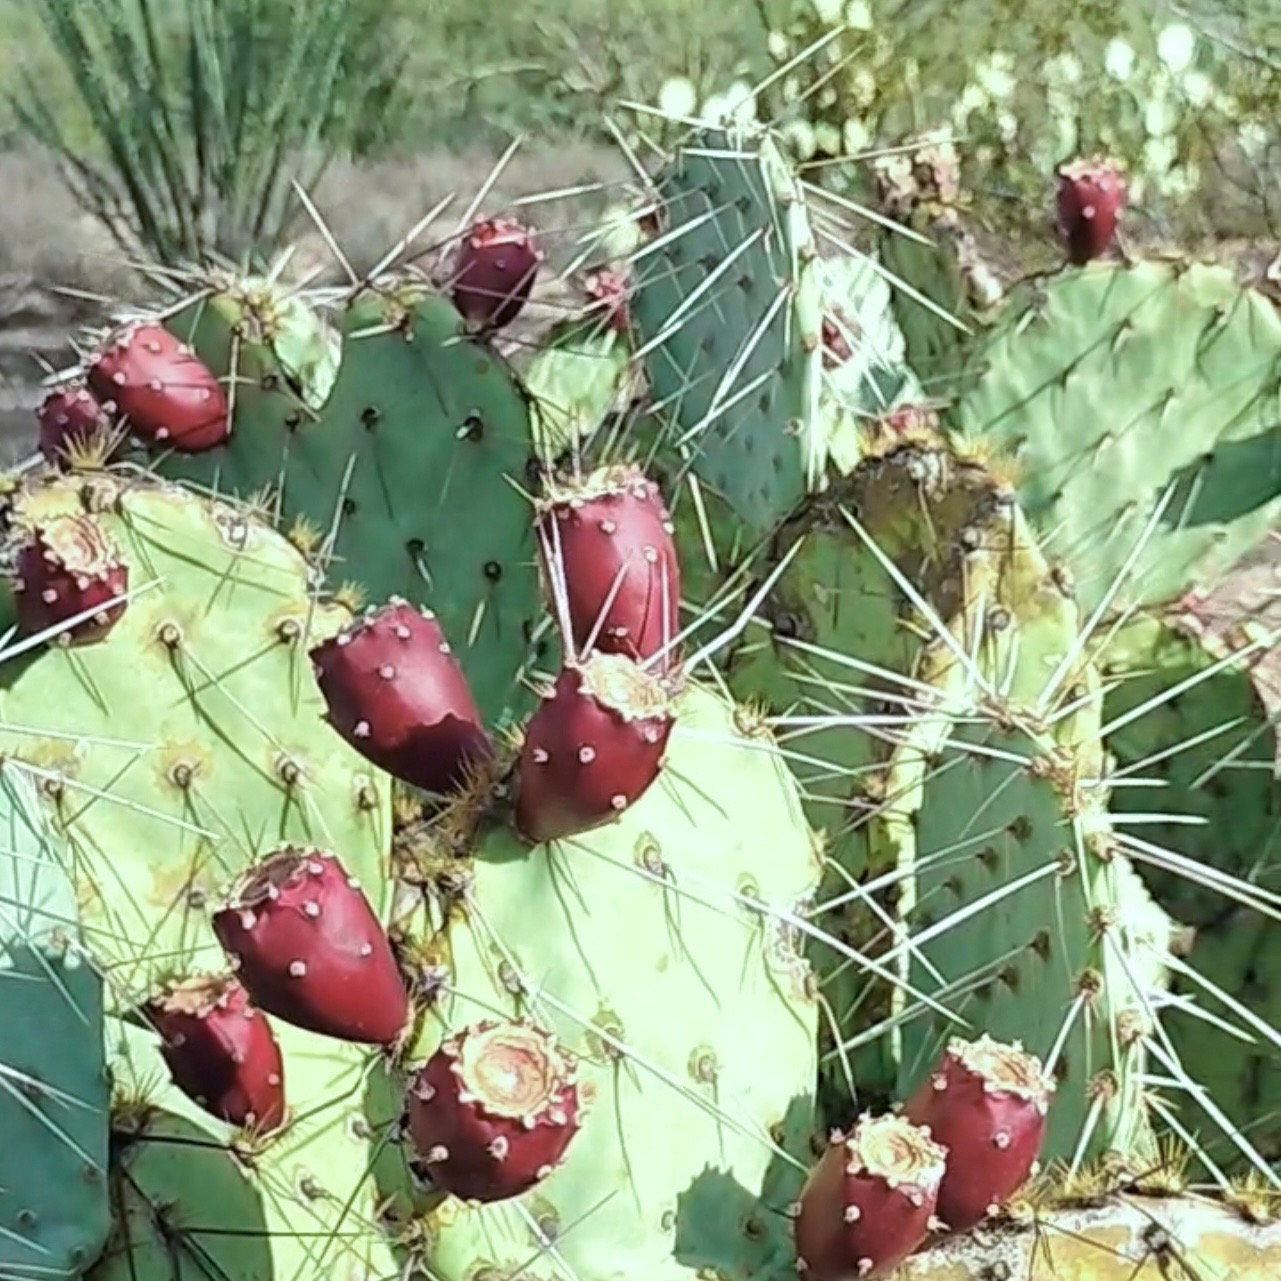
0;473;392;1001
153;277;545;725
0;763;111;1279
382;682;821;1281
953;259;1281;614
629;125;825;535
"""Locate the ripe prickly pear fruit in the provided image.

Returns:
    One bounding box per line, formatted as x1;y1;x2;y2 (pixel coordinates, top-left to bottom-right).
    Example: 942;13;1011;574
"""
513;650;674;844
536;464;681;672
404;1019;585;1203
794;1113;947;1281
211;847;409;1046
37;381;119;467
309;598;493;796
87;321;229;452
1055;159;1127;265
903;1034;1053;1232
11;513;128;645
451;217;542;331
144;975;286;1133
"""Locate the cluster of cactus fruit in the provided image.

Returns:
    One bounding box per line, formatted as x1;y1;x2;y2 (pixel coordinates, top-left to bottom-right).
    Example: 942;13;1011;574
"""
2;112;1280;1281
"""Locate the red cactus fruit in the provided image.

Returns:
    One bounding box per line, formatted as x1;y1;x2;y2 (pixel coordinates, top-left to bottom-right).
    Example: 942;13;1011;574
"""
821;313;854;368
794;1113;947;1281
451;217;542;331
309;598;493;796
211;847;409;1046
1055;159;1127;266
12;513;128;646
583;268;631;335
404;1019;585;1203
37;381;120;467
144;975;286;1133
903;1034;1053;1232
87;321;229;452
536;464;681;672
513;650;675;845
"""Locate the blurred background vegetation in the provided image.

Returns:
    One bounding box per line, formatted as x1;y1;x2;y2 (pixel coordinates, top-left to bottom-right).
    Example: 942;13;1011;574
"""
0;0;1275;279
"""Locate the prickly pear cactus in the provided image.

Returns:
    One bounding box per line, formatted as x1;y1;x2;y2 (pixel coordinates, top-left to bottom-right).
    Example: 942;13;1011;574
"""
0;761;111;1279
628;124;827;534
147;275;545;724
953;259;1281;614
0;472;392;1000
95;1003;401;1281
383;681;823;1281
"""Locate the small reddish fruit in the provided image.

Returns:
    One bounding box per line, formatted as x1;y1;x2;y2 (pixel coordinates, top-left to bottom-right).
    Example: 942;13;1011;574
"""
903;1034;1053;1232
144;975;286;1133
87;321;229;452
37;382;119;467
583;268;631;335
513;651;674;844
536;464;681;671
12;513;128;645
309;599;493;796
794;1113;947;1281
404;1019;584;1203
821;313;855;368
1056;159;1127;265
451;217;542;331
211;847;409;1046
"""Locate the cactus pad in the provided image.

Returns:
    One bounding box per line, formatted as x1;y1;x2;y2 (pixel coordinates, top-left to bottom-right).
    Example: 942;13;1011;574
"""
954;260;1281;613
0;473;392;1001
0;763;111;1279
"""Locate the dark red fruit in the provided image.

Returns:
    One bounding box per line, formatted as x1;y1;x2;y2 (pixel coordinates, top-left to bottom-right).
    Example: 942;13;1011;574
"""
37;381;119;467
309;598;493;796
794;1114;947;1281
404;1019;584;1203
87;321;229;452
211;847;409;1046
144;975;286;1133
536;464;681;671
12;513;128;645
903;1034;1053;1233
513;651;674;844
583;268;631;335
451;217;542;331
1056;159;1127;265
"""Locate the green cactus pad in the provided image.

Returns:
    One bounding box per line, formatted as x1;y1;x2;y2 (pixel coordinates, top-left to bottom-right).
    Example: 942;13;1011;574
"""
0;762;111;1279
152;276;544;725
1099;612;1281;926
629;125;826;534
953;259;1281;613
384;681;822;1281
0;473;392;1002
523;314;637;461
92;1015;400;1281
